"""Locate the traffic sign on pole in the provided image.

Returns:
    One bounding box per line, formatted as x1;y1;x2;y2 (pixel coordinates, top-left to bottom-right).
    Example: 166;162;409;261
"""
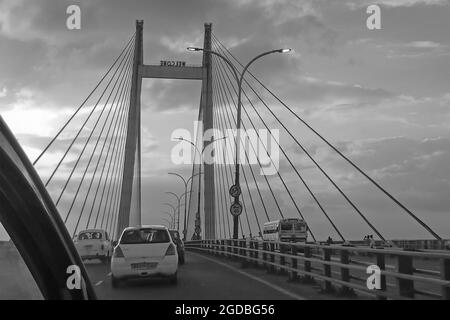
229;184;241;198
230;201;243;217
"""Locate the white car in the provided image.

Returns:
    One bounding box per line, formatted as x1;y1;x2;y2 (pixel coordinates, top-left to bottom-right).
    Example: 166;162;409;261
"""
111;225;178;287
74;229;112;263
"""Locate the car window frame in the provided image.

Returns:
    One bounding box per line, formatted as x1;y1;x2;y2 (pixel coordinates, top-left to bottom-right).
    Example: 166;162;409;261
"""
0;117;96;300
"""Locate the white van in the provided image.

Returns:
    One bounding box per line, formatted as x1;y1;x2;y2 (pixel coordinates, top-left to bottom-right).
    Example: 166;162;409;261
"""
74;229;112;263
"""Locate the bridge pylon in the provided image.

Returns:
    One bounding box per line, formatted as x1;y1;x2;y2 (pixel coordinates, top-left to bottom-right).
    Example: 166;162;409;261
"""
201;23;215;240
117;20;143;238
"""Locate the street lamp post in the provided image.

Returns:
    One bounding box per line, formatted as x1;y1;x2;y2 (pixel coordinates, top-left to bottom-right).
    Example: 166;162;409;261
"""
187;46;291;239
168;172;202;241
162;211;175;229
162;202;177;229
168;173;188;240
162;218;172;229
176;136;227;240
165;191;190;232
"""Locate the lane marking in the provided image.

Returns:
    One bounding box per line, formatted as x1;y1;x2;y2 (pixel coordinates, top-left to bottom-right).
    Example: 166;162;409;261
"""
190;252;305;300
107;272;112;277
95;280;103;286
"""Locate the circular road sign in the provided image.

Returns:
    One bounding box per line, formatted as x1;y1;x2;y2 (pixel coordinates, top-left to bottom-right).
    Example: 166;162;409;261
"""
230;202;243;217
229;184;241;198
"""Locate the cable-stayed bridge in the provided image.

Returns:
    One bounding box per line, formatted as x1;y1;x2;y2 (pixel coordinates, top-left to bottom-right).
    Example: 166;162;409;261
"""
0;20;449;300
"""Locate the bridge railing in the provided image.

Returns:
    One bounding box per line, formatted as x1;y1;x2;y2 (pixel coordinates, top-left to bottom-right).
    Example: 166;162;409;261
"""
184;239;450;300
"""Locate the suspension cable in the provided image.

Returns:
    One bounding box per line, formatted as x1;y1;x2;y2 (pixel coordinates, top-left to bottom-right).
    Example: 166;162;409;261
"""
65;41;134;225
33;33;135;165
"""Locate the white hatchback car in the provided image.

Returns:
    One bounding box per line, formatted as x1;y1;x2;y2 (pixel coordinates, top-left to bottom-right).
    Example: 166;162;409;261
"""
74;229;112;263
111;225;178;287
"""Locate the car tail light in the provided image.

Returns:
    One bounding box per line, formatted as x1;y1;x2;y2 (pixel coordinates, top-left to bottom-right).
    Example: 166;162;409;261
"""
165;244;176;256
113;246;124;258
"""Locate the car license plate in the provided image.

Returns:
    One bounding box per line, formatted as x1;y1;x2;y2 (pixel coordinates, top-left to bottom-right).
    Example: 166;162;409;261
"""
131;262;158;270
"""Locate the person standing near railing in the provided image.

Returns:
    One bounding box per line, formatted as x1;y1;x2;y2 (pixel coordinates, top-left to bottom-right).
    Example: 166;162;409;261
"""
369;235;376;248
326;236;333;245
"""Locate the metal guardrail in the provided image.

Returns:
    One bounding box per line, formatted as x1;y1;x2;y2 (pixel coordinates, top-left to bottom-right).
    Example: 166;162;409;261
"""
185;239;450;300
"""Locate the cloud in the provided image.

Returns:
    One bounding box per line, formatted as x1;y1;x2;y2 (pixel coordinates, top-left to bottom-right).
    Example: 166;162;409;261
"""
345;0;447;9
264;74;398;115
405;41;444;48
375;40;450;59
307;136;450;204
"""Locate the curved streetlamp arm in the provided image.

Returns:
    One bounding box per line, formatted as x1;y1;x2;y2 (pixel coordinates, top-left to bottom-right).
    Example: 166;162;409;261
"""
191;48;239;84
162;202;176;214
177;137;201;157
162;211;174;220
186;172;203;185
162;218;172;228
165;191;181;202
168;172;187;187
239;49;284;87
177;137;203;167
180;190;192;200
177;136;228;160
163;212;175;228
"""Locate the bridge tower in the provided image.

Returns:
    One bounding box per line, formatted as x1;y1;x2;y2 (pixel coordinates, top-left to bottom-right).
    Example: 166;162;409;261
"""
116;21;215;239
201;23;215;240
117;20;143;237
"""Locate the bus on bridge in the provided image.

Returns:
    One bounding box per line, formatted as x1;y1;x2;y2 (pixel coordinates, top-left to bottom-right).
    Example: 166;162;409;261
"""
262;218;308;245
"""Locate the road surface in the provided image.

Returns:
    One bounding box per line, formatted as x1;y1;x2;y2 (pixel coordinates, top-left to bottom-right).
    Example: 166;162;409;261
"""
86;251;338;300
0;243;359;300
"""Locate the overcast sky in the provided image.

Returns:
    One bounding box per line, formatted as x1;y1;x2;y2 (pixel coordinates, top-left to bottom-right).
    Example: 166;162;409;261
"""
1;0;450;240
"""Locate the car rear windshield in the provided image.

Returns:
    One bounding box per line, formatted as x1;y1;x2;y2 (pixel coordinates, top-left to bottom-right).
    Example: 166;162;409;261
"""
78;231;102;240
121;228;170;244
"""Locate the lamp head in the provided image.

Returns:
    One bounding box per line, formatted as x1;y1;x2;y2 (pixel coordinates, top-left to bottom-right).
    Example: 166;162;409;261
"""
187;47;202;52
279;48;292;53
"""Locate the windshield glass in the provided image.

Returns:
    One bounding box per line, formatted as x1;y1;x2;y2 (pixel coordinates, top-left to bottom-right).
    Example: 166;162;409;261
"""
121;228;170;244
78;231;102;240
294;223;306;231
280;223;293;231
